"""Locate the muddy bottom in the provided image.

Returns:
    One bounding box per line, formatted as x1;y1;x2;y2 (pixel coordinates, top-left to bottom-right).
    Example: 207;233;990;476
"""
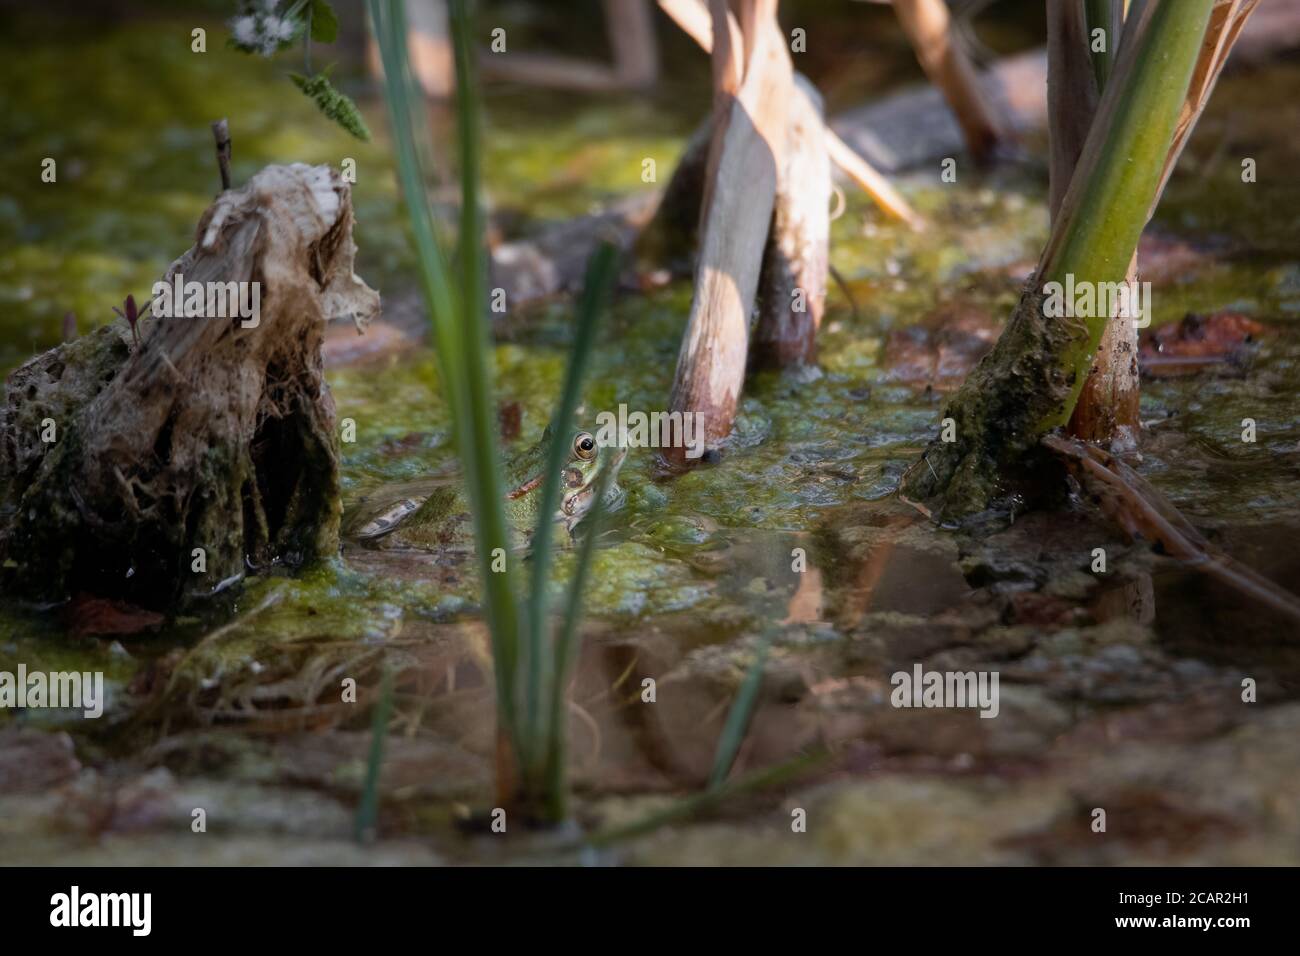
4;394;1299;865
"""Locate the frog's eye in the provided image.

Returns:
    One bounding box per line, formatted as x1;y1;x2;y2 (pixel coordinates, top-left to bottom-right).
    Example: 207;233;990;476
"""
573;432;597;461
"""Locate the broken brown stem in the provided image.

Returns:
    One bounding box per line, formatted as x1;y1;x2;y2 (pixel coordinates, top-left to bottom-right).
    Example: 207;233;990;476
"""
667;0;791;463
752;75;831;369
1043;434;1300;624
891;0;1009;163
658;0;922;228
212;118;232;191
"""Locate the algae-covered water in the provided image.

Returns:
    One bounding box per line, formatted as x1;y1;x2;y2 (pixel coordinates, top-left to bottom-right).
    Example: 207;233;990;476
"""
2;6;1299;865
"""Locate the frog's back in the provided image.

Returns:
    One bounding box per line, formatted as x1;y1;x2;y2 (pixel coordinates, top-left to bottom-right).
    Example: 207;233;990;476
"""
343;479;462;547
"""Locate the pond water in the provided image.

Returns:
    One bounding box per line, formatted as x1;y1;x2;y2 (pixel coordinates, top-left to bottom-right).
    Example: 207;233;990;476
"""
1;7;1298;865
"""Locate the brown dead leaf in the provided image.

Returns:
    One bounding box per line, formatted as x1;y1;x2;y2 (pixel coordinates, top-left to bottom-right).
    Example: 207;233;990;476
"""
1139;310;1271;377
65;593;165;638
879;302;1000;391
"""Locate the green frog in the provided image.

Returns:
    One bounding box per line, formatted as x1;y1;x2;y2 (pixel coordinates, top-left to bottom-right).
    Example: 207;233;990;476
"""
343;428;626;552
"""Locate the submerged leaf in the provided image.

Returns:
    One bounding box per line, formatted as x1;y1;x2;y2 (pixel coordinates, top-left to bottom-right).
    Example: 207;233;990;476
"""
708;632;773;791
290;72;372;141
355;668;394;843
65;593;165;638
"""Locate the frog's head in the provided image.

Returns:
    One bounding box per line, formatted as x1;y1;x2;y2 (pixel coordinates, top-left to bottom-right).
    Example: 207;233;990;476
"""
507;426;627;531
553;428;627;530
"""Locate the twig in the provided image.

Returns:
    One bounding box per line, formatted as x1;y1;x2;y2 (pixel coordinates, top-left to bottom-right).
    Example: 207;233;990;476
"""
891;0;1010;163
1043;433;1300;623
825;127;927;231
212;118;232;192
827;264;861;320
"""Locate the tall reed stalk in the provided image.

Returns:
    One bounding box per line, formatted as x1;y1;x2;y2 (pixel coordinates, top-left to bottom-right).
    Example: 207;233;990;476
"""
900;0;1222;518
368;0;618;824
1037;0;1215;429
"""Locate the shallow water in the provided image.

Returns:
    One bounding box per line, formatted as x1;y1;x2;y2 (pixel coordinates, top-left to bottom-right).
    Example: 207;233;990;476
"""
2;9;1299;865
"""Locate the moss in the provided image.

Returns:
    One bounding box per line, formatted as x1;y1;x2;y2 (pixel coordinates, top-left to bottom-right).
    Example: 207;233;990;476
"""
1;163;365;609
898;288;1077;520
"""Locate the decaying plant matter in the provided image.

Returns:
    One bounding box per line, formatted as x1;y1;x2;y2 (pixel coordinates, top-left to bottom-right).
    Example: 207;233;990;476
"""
651;0;926;460
751;74;831;369
0;164;379;608
656;0;923;229
1043;434;1300;624
901;0;1256;521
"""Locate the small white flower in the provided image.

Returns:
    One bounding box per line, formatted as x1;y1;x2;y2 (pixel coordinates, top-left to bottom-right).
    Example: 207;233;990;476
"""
274;16;299;41
230;15;258;46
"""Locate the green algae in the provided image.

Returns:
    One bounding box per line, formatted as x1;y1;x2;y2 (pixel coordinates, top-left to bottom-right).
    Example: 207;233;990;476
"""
1157;62;1300;258
0;12;690;373
483;101;688;222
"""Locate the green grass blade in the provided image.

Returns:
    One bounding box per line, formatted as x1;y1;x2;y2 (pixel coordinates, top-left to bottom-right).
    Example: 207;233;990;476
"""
540;405;621;819
368;0;521;740
444;0;524;743
582;751;828;849
369;1;459;351
355;667;395;843
707;632;772;791
522;240;620;779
